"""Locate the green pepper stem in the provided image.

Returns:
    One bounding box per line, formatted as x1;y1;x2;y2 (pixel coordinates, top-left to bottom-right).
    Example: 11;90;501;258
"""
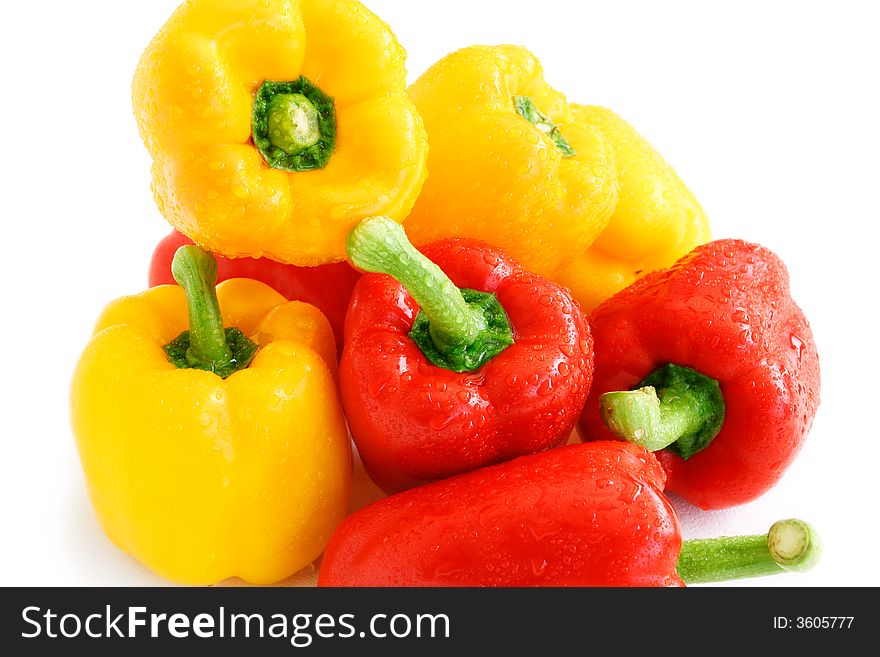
267;93;321;154
171;246;235;371
252;77;336;172
677;519;821;584
514;96;576;157
347;217;488;353
600;364;725;460
601;386;699;452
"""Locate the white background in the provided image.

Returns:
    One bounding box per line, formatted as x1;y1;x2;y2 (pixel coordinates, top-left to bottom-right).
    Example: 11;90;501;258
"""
1;0;878;586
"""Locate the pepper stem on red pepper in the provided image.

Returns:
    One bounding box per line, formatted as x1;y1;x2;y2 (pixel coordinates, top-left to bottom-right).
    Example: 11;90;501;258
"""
164;245;257;378
347;217;514;372
677;519;820;584
600;364;725;459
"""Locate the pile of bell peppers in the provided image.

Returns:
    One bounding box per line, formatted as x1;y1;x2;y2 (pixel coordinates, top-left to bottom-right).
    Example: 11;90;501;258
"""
70;0;821;586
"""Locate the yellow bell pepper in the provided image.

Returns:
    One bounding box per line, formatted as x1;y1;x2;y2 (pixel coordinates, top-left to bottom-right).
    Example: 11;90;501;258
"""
405;45;618;277
70;247;350;585
132;0;427;266
405;46;710;311
557;106;711;311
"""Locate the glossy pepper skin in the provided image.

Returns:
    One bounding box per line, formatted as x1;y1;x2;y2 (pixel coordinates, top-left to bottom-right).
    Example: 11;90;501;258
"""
150;230;359;349
405;45;618;277
318;442;684;587
557;106;711;312
71;277;350;584
132;0;427;265
341;237;593;493
580;240;820;509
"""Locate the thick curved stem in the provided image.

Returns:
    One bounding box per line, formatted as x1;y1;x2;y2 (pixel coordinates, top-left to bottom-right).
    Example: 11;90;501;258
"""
347;217;513;372
600;364;725;460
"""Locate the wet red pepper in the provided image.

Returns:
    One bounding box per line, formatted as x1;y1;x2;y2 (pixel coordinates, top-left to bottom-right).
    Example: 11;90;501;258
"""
149;230;359;349
341;217;593;493
318;442;819;586
580;239;820;509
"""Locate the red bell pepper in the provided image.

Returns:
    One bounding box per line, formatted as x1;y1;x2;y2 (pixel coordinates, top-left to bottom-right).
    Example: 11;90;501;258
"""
149;230;360;349
580;239;820;509
341;217;593;493
318;442;819;586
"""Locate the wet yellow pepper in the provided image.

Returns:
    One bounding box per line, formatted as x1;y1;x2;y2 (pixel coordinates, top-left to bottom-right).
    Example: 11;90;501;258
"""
132;0;427;265
557;106;710;311
405;45;710;311
71;247;350;584
405;45;618;277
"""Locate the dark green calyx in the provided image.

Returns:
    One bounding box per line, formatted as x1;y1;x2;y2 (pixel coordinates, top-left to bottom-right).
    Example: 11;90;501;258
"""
514;95;576;157
410;289;514;372
252;77;336;172
165;328;257;379
346;217;515;374
164;245;258;379
600;364;725;460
